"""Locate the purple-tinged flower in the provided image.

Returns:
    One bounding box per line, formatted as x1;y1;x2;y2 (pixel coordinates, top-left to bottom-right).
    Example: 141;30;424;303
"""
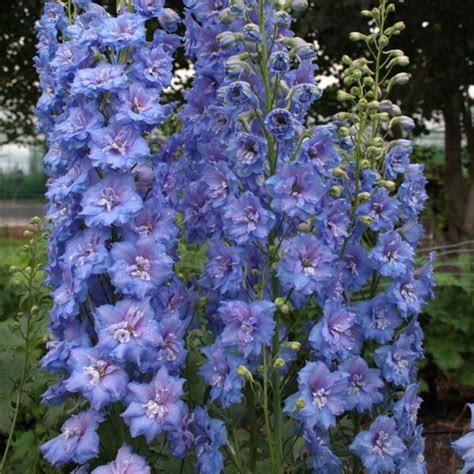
452;404;474;474
115;82;166;126
270;51;291;73
218;300;276;357
203;161;237;208
94;298;160;364
92;443;150;474
316;198;351;248
228;133;266;178
132;46;173;89
134;0;165;17
284;361;348;429
201;240;243;296
356;295;402;343
158;8;181;32
369;231;414;278
199;343;244;408
291;83;322;108
398;426;426;474
341;243;373;289
71;62;126;98
109;238;173;298
375;334;419;387
223;192;275;244
350;416;406;474
303;428;343;473
358;188;400;232
277;234;335;295
393;384;422;438
265;108;296;140
339;357;384;412
64;348;128;409
219;81;257;111
191;407;227;474
398;172;428;217
385;141;412;179
388;272;426;318
89;121;150;170
63;228;109;281
122;366;185;442
41;410;104;466
80;172;143;227
99;13;146;49
309;298;360;361
267;162;323;218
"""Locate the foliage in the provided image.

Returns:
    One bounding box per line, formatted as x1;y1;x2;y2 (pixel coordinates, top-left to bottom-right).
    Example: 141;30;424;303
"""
0;173;46;200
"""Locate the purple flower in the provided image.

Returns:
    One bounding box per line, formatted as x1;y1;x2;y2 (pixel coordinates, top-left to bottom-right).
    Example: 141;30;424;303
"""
92;443;150;474
63;228;109;281
219;81;257;111
199;343;244;408
80;172;143;227
131;46;173;89
357;188;400;232
228;133;266;177
393;384;422;438
99;13;146;49
398;172;428;216
316;198;351;248
115;82;166;126
388;272;426;318
218;300;276;357
385;141;412;179
265;108;296;140
94;298;160;364
309;298;360;361
89;121;150;170
341;243;373;289
41;410;104;466
369;231;414;278
71;62;126;98
201;240;243;296
109;238;173;298
203;161;237;208
284;361;348;429
339;357;384;412
350;416;406;474
134;0;165;17
122;366;185;442
267;162;323;218
303;428;343;473
452;404;474;474
64;348;128;409
223;192;275;244
191;407;227;474
277;234;335;295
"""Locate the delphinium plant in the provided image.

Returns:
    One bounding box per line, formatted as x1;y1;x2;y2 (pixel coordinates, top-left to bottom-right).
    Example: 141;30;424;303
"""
35;0;436;473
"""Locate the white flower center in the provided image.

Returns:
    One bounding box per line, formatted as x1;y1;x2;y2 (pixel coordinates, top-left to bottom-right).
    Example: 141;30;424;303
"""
312;388;329;409
98;187;121;211
372;431;391;457
127;256;151;280
83;360;107;385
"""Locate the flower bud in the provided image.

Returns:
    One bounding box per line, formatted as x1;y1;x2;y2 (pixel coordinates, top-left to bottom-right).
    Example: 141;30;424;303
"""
284;341;301;352
389;56;409;67
280;303;291;314
360;9;372;17
294;397;306;410
349;32;367;42
337;90;354;102
342;55;352;65
330;185;343;197
274;297;286;307
360;159;371;169
251;268;260;277
23;230;34;238
390;115;415;132
358;215;373;226
289;0;308;11
9;266;19;273
236;365;254;382
378;180;397;192
357;191;371;202
338;127;350;137
158;8;181;32
332;167;349;180
243;23;262;42
217;31;240;49
379;35;389;47
273;358;286;369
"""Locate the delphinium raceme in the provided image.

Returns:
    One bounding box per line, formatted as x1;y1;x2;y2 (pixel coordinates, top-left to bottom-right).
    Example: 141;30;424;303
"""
35;0;191;471
176;0;434;472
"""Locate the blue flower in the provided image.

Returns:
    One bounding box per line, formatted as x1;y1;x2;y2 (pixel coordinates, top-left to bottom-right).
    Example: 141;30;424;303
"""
219;81;257;111
385;140;412;179
134;0;165;17
339;356;384;412
109;238;174;298
223;192;275;244
303;428;343;473
89;121;150;170
99;12;146;49
357;188;400;232
219;300;276;357
94;298;160;364
80;172;143;227
228;133;266;177
350;416;406;474
277;234;335;295
265;108;296;140
452;404;474;474
191;407;227;474
199;343;244;408
309;298;360;361
267;162;323;218
393;384;422;438
122;366;185;442
284;361;348;429
131;46;173;89
369;231;414;278
64;348;128;409
41;410;104;466
92;443;150;474
270;51;291;73
71;62;126;98
341;243;373;289
201;240;243;296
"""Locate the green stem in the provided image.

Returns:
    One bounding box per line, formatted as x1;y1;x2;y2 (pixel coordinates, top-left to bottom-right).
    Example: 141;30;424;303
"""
246;388;258;472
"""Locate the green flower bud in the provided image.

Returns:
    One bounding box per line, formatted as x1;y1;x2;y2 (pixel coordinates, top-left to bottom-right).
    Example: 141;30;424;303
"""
342;55;352;65
379;35;389;47
274;297;286;307
357;191;371;202
9;266;19;273
273;358;286;369
280;303;291;314
23;230;33;238
349;32;368;42
360;9;372;17
330;185;343;198
378;180;397;192
236;365;253;381
332;167;349;180
358;215;373;226
294;397;306;410
360;159;372;169
284;341;301;352
251;268;260;277
338;127;350;137
337;90;355;102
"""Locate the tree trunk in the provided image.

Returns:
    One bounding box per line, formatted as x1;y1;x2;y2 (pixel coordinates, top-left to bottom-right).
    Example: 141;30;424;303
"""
443;92;465;243
462;94;474;237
